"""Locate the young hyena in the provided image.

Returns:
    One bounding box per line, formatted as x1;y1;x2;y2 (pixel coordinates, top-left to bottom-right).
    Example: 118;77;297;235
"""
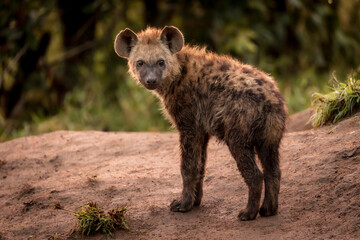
114;26;287;221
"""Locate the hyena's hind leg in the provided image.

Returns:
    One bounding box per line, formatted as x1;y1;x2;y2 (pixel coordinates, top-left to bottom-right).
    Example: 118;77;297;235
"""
257;110;285;217
256;142;281;217
227;141;263;221
170;132;208;212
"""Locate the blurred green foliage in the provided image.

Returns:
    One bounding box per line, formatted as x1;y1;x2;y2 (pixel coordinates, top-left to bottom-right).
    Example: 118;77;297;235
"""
1;0;360;141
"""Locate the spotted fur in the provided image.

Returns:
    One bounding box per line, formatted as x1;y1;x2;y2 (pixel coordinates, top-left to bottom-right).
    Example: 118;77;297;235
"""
114;26;287;221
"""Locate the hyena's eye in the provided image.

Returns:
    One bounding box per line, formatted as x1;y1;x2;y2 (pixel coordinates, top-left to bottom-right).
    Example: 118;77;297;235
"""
136;60;144;68
157;59;165;67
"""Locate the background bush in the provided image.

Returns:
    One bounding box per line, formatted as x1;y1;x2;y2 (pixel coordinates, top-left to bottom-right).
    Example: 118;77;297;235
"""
1;0;360;140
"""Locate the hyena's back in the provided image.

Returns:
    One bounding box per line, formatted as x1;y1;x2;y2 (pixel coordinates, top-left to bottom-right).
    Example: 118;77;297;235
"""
168;48;287;147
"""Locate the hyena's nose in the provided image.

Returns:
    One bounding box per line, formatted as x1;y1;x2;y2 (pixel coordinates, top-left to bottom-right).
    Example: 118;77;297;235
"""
146;78;157;85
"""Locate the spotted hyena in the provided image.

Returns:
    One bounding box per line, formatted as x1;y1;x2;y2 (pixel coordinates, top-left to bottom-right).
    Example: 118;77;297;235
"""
114;26;287;221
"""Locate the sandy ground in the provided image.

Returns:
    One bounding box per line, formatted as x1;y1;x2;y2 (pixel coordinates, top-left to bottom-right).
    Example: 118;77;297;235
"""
0;111;359;240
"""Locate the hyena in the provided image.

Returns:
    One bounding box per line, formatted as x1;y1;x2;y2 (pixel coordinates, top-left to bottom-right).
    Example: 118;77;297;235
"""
114;26;287;221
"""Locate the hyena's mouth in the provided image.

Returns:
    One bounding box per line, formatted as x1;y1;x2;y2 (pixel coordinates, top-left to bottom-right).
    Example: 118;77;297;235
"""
143;82;160;90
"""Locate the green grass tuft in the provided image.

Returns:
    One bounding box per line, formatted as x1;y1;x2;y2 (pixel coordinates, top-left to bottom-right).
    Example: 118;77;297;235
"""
74;202;128;236
310;70;360;128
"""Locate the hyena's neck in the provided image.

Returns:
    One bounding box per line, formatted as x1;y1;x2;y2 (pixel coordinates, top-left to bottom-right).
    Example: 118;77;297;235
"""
155;45;205;99
154;52;188;98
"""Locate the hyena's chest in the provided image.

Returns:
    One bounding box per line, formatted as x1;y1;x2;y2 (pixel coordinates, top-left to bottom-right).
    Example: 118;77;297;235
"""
162;85;216;129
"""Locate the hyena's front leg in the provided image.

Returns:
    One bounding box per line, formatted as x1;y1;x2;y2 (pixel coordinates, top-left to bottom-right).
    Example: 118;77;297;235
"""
194;134;209;206
170;132;207;212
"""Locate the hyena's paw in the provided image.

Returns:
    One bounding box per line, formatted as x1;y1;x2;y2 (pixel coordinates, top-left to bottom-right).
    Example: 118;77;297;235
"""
259;202;278;217
238;209;258;221
193;197;202;207
170;198;193;212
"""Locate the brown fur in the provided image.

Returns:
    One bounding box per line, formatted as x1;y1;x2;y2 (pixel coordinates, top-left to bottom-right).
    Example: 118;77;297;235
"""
114;26;287;221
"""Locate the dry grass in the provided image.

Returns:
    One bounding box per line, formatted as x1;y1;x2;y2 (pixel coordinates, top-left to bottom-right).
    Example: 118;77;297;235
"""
74;202;128;236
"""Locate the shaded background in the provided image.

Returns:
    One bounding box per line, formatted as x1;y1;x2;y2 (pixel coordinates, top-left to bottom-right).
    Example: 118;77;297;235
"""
1;0;360;141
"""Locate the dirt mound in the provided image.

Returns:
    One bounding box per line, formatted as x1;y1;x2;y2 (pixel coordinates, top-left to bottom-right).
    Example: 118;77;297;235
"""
287;108;314;132
0;112;359;239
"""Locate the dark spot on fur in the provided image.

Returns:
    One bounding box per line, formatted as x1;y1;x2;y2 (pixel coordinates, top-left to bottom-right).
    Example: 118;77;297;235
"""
255;78;265;86
196;90;208;100
188;80;193;88
200;69;206;78
259;93;266;101
239;77;245;81
240;109;247;114
263;101;272;113
227;81;234;87
210;83;225;93
245;90;255;98
193;62;197;68
184;54;189;62
204;61;214;68
181;66;187;76
212;75;219;81
245;89;261;103
225;75;230;81
220;64;230;72
230;90;243;100
170;84;175;95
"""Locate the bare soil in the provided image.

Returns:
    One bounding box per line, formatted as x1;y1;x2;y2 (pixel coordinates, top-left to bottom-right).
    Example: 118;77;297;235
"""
0;111;359;240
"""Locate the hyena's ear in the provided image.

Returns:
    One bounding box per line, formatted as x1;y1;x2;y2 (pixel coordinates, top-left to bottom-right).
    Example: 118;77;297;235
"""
160;26;184;54
114;28;138;58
